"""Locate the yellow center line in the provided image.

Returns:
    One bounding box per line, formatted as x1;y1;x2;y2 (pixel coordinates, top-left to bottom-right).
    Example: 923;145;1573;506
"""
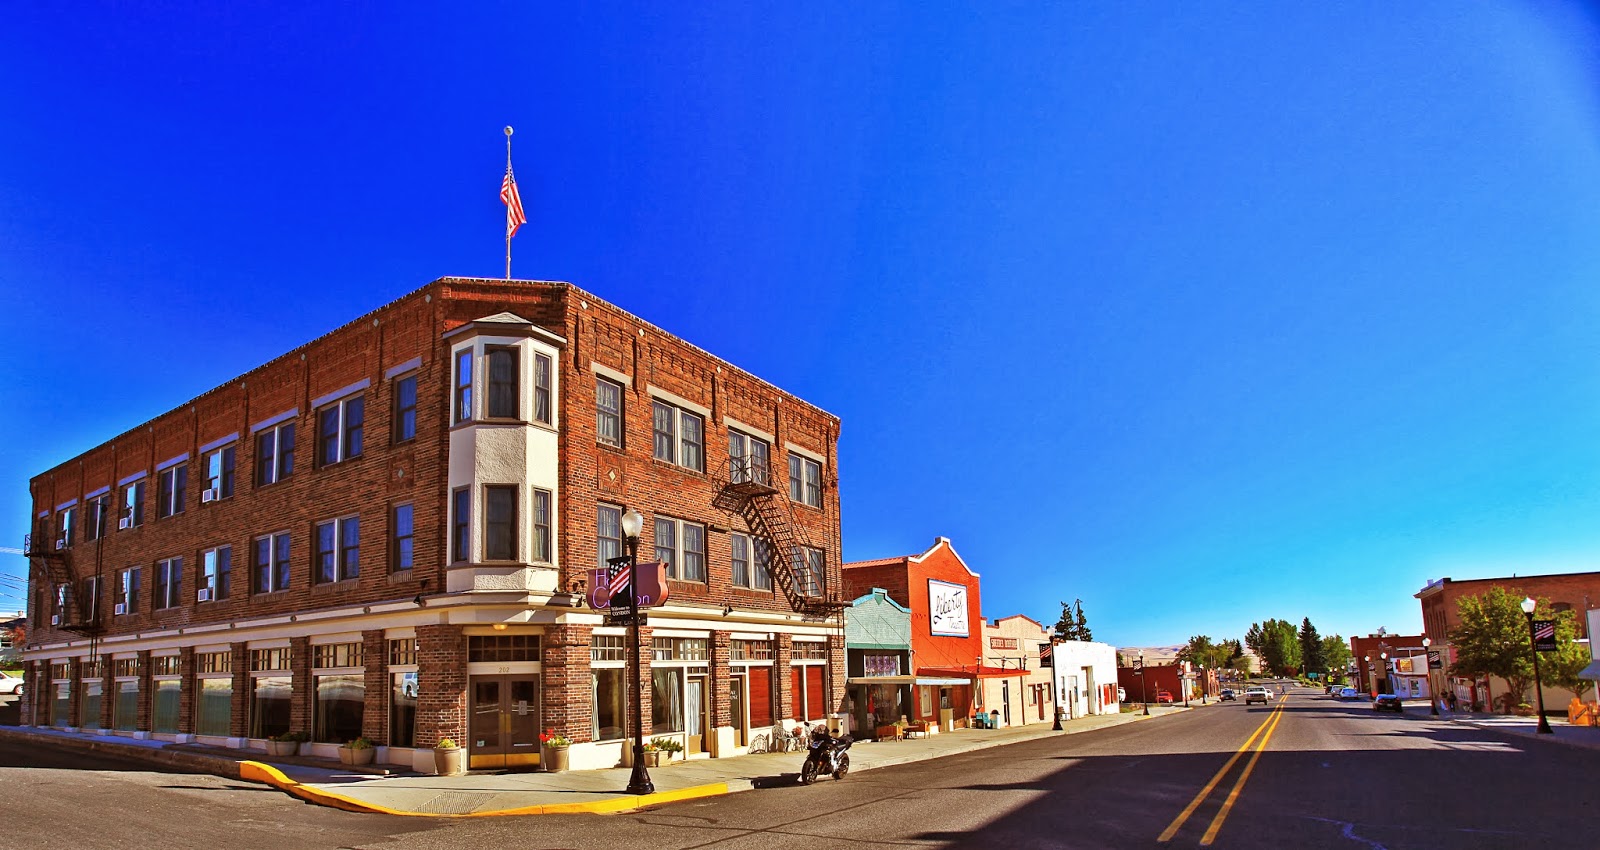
1198;695;1288;846
1156;694;1289;844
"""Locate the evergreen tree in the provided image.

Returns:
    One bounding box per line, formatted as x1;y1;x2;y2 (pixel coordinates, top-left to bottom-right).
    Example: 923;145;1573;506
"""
1298;617;1325;675
1074;599;1092;642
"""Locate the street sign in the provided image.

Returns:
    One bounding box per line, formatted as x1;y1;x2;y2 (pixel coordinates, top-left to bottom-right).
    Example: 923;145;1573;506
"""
604;611;648;628
1427;651;1443;670
588;562;670;609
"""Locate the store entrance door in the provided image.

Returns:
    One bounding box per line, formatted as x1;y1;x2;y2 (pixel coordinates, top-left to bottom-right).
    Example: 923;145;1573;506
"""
730;675;747;747
469;675;541;770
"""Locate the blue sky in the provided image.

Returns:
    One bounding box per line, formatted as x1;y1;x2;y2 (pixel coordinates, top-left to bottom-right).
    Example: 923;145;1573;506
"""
5;3;1600;649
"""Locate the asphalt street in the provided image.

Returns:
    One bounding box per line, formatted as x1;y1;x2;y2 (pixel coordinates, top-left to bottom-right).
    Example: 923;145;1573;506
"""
7;686;1596;850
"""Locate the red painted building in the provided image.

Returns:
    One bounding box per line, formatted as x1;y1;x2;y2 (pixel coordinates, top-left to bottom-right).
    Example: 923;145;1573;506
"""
843;538;1008;730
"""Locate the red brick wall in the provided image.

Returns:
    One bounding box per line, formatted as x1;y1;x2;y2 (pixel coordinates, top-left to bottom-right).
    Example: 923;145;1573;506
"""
416;624;465;746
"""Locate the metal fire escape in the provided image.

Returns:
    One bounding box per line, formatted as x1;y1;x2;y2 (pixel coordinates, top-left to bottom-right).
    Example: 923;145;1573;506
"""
713;455;849;620
25;531;105;639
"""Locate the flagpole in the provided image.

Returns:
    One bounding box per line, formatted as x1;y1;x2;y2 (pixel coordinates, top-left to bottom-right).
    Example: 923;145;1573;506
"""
504;126;513;281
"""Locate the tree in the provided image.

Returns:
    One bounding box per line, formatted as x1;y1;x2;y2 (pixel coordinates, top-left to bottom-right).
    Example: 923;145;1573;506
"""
1298;618;1325;676
1075;600;1093;642
1541;607;1593;702
1053;599;1093;642
1450;587;1539;707
1249;618;1301;676
1321;635;1351;681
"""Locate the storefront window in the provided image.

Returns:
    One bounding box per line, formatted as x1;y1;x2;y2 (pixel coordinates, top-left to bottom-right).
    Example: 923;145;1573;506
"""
390;672;418;748
114;681;139;731
81;681;103;730
52;682;70;726
196;679;232;736
651;668;684;733
152;679;181;733
314;674;365;743
250;676;292;739
593;668;626;741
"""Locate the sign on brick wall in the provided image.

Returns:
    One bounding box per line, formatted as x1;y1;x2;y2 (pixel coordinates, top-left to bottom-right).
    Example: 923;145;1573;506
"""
587;562;670;609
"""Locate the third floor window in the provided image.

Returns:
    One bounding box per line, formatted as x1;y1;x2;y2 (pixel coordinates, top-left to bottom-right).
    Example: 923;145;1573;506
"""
393;373;418;443
255;422;295;486
652;400;704;472
204;445;235;501
156;464;187;519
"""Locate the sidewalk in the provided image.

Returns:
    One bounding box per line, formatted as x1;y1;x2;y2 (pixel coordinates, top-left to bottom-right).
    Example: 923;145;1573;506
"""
1441;711;1600;752
1;706;1188;817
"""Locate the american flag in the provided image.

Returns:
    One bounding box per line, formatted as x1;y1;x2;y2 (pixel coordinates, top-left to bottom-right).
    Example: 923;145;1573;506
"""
501;166;527;238
607;558;632;599
1533;620;1555;642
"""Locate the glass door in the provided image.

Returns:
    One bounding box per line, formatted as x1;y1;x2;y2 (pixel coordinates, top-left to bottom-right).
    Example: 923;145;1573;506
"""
469;675;542;770
730;675;747;747
686;676;706;754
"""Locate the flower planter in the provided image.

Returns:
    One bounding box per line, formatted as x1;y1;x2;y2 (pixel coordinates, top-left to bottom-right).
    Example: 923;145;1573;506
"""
265;740;298;758
339;746;377;766
643;751;664;768
542;745;570;773
434;746;465;776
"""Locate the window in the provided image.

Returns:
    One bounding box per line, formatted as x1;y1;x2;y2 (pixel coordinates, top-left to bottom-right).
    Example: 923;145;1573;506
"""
789;453;823;508
596;377;623;448
388;638;417;666
652;400;704;472
597;504;622;568
57;506;76;548
200;546;231;601
486;346;519;419
592;635;627;742
116;566;140;614
77;575;101;622
532;489;551;562
86;493;111;541
250;675;291;740
391;504;414;573
154;557;182;610
317;395;364;466
122;479;145;528
315;516;360;583
313;642;362;668
467;634;541;662
255;422;295;486
534;352;552;424
196;678;232;737
732;533;772;590
655;517;706;582
204;445;236;500
454;349;473;423
156;465;187;519
392;373;418;443
197;651;231;674
253;532;291;594
391;671;418;748
452;488;470;563
728;430;771;484
792;545;825;598
484;486;516;561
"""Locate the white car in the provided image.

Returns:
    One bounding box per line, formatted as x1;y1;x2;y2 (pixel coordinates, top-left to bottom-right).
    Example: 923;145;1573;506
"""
1243;687;1272;705
0;671;22;696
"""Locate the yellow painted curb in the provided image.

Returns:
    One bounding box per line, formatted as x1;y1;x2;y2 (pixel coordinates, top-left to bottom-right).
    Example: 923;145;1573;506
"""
237;761;733;817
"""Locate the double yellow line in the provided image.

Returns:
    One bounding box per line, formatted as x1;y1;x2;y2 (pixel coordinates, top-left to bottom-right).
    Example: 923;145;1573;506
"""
1157;694;1290;846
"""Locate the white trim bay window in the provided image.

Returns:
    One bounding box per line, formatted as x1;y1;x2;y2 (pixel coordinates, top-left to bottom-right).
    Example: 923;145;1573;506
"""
654;517;706;582
591;634;627;741
314;516;360;583
200;546;231;602
732;533;773;591
533;489;552;563
652;400;704;472
789;453;822;508
484;486;516;561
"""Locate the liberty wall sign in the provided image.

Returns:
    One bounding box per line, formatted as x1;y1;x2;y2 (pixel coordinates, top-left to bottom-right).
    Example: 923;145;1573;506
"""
928;579;969;637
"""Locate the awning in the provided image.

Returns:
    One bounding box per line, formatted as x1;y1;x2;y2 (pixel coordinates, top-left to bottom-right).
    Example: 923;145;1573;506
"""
1579;659;1600;681
917;665;1029;679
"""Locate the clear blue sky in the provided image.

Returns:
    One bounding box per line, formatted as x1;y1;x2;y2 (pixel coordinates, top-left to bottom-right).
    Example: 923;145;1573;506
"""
5;4;1600;649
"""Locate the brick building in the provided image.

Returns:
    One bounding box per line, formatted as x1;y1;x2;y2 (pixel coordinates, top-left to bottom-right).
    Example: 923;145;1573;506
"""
22;277;845;771
1415;572;1600;711
1349;633;1427;698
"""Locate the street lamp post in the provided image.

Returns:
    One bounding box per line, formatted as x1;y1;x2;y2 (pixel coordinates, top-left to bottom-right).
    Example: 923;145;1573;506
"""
1423;637;1437;716
620;508;655;794
1199;665;1207;705
1051;641;1063;731
1139;653;1149;716
1364;655;1372;697
1520;596;1554;735
1379;652;1388;697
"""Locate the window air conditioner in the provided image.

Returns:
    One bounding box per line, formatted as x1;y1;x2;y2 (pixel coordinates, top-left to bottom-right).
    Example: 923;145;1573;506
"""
50;614;60;626
118;517;133;530
201;488;220;503
114;602;127;616
55;538;66;550
196;588;212;602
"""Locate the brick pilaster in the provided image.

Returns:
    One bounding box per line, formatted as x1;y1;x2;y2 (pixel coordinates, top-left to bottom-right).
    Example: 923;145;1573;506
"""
776;633;794;719
289;635;313;738
229;642;249;738
636;626;654;736
543;624;593;743
135;650;153;732
68;657;83;727
177;647;196;734
710;630;731;728
99;662;113;729
828;632;846;715
416;623;466;747
362;630;388;744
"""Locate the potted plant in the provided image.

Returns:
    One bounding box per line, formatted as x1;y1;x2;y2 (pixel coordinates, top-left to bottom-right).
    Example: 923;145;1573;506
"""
640;740;663;768
265;730;307;758
649;736;683;765
434;737;465;776
339;737;376;766
539;729;572;772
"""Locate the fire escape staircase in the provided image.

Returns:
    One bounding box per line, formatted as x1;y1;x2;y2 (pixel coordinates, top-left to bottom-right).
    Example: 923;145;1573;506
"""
24;533;105;638
713;456;848;620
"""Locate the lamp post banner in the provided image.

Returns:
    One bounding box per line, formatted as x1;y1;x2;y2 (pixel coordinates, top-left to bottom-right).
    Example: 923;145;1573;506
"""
589;562;670;609
1532;620;1556;652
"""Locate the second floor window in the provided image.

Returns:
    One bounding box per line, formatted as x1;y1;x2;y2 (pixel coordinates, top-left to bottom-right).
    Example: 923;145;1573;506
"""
454;349;473;423
792;546;826;598
487;346;519;418
154;557;182;610
253;532;291;594
256;422;295;486
156;465;186;519
122;480;145;529
652;401;704;472
205;445;236;501
484;486;516;561
315;516;360;583
534;352;552;424
116;566;140;614
78;575;101;621
789;453;823;508
391;504;414;573
596;377;623;448
201;546;231;601
597;504;622;568
318;396;364;466
732;533;773;590
654;517;706;582
393;373;418;443
728;430;770;484
452;488;470;563
533;489;551;562
56;506;76;548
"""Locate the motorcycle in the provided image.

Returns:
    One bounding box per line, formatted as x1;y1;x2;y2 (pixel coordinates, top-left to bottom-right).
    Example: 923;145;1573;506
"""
798;723;852;784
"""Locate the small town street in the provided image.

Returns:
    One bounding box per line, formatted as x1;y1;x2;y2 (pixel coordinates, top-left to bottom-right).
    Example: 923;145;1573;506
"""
8;687;1597;850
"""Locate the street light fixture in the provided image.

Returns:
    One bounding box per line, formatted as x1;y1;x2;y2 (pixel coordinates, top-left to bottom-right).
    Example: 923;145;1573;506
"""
619;507;655;794
1364;655;1372;697
1423;637;1437;716
1051;641;1063;731
1140;653;1149;716
1519;596;1554;735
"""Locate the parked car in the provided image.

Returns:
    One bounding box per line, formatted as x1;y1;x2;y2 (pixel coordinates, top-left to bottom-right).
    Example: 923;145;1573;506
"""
1244;687;1271;705
1219;688;1236;701
1337;687;1360;701
1373;694;1404;713
0;671;21;695
1155;690;1174;704
1117;686;1127;703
